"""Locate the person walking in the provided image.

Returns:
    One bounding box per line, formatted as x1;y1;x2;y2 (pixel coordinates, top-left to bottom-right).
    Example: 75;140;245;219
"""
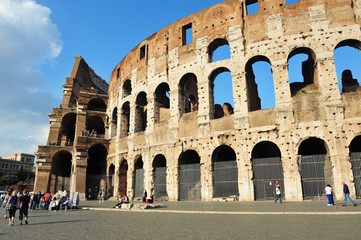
19;190;30;225
342;181;357;206
98;190;104;203
274;183;282;204
3;192;10;219
6;190;18;226
324;184;333;206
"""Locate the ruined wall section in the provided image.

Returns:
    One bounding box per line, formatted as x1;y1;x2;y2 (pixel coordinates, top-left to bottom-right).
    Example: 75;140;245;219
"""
106;0;361;201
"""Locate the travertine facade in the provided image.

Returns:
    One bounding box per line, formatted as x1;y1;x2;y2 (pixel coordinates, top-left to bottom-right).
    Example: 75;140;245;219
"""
36;0;361;201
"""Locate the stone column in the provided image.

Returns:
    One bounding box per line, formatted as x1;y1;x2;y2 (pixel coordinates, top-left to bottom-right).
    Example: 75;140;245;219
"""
233;70;250;129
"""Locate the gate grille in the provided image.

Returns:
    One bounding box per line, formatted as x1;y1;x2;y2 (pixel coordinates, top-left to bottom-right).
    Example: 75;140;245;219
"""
134;168;144;198
213;160;238;197
300;154;326;199
350;152;361;199
179;163;201;200
154;167;167;199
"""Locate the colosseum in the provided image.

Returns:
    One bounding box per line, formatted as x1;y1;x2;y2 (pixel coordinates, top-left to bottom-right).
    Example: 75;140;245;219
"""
35;0;361;202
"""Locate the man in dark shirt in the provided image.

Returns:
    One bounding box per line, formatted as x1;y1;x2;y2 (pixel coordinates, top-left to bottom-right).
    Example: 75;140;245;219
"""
342;181;357;206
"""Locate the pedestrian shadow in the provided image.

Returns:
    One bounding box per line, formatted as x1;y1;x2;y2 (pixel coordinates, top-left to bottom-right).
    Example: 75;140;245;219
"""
30;219;86;226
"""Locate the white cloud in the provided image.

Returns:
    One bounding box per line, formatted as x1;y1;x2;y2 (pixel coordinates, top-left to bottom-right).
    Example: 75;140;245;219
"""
0;0;62;156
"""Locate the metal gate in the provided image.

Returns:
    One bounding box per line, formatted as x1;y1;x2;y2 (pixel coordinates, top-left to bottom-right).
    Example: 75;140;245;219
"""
213;160;238;197
86;174;106;199
154;167;167;199
134;168;144;198
350;152;361;198
253;157;284;200
118;167;127;197
179;163;201;200
300;154;326;199
49;174;70;194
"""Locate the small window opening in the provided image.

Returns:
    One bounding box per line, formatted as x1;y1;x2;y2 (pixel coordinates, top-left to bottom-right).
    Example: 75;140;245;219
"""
246;0;259;15
286;0;299;5
140;44;147;60
182;23;192;45
116;68;120;79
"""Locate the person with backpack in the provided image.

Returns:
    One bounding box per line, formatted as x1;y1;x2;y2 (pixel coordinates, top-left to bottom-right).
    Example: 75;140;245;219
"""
19;190;30;225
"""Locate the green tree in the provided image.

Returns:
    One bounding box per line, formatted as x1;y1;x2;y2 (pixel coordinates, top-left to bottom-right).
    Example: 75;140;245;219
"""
17;167;35;182
0;175;19;189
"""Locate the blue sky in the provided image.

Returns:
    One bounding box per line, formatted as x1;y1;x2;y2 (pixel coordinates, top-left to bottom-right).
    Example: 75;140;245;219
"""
0;0;360;156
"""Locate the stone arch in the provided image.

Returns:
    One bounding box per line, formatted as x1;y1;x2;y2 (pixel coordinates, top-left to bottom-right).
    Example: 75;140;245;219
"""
245;55;275;111
118;159;128;197
110;107;118;138
287;47;317;96
122;79;132;97
86;116;105;136
152;154;168;200
212;145;238;198
120;101;130;138
209;67;234;119
334;39;361;93
134;157;144;198
87;98;107;112
59;112;76;146
135;92;147;133
298;137;332;200
208;38;231;63
49;150;72;193
179;73;198;114
86;144;108;200
251;141;283;200
178;150;201;200
349;136;361;198
154;82;170;123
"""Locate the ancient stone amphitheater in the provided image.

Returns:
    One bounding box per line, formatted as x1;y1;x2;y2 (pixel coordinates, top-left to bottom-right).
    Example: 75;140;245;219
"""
35;0;361;202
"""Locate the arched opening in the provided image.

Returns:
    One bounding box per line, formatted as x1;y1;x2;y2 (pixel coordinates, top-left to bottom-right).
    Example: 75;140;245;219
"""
245;56;275;111
59;113;76;146
135;92;147;133
120;102;130;138
111;108;118;138
108;164;115;197
154;83;170;123
349;136;361;198
86;144;107;200
178;150;201;200
251;141;283;200
153;154;168;200
118;160;128;197
212;145;238;198
334;40;361;93
179;73;198;114
287;47;317;96
134;157;144;198
123;80;132;97
208;38;231;63
298;137;332;200
49;151;72;193
209;67;234;119
88;98;107;112
86;116;105;137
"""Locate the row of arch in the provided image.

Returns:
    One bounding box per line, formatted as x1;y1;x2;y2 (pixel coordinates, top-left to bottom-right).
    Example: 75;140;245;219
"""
111;39;361;136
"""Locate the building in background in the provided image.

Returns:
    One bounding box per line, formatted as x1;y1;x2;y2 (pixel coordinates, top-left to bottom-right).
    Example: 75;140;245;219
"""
0;153;35;177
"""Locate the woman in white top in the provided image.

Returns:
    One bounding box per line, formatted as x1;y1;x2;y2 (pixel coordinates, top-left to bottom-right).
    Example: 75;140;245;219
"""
325;184;333;206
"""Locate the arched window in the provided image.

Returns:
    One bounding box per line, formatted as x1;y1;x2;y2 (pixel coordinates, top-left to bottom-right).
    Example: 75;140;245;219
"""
179;73;198;114
245;56;275;111
110;108;118;138
135;92;147;133
334;40;361;93
88;98;107;112
86;116;105;136
209;67;234;119
50;151;72;193
154;83;170;123
123;80;132;97
287;47;317;96
120;102;130;138
59;113;76;146
87;144;108;200
208;38;231;63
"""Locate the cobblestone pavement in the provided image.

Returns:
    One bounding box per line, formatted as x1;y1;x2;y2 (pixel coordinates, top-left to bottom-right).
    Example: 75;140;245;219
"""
1;200;361;239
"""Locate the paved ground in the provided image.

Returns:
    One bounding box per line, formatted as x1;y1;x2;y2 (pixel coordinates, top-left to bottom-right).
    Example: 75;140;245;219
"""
1;200;361;239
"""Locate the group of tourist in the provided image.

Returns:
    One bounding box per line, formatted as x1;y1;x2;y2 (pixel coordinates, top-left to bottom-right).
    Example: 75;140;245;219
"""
81;129;104;138
1;189;73;226
273;181;358;207
113;195;130;208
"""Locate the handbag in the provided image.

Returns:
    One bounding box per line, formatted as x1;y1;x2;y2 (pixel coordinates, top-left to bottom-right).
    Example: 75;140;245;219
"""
6;204;11;210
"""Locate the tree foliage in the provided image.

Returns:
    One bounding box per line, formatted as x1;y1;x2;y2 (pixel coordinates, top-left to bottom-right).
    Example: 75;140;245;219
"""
0;175;19;189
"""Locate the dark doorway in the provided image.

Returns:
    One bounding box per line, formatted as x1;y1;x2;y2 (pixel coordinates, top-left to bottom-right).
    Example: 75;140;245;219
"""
178;150;201;200
49;151;72;193
86;144;107;200
134;157;144;198
118;160;128;197
252;141;284;200
349;136;361;198
212;145;238;198
153;154;168;200
299;138;331;199
108;164;115;197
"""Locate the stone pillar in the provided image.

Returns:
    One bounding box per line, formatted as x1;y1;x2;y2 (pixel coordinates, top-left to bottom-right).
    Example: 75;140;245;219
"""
34;161;51;193
233;70;250;129
128;102;136;135
128;162;135;200
272;63;292;107
237;142;254;201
